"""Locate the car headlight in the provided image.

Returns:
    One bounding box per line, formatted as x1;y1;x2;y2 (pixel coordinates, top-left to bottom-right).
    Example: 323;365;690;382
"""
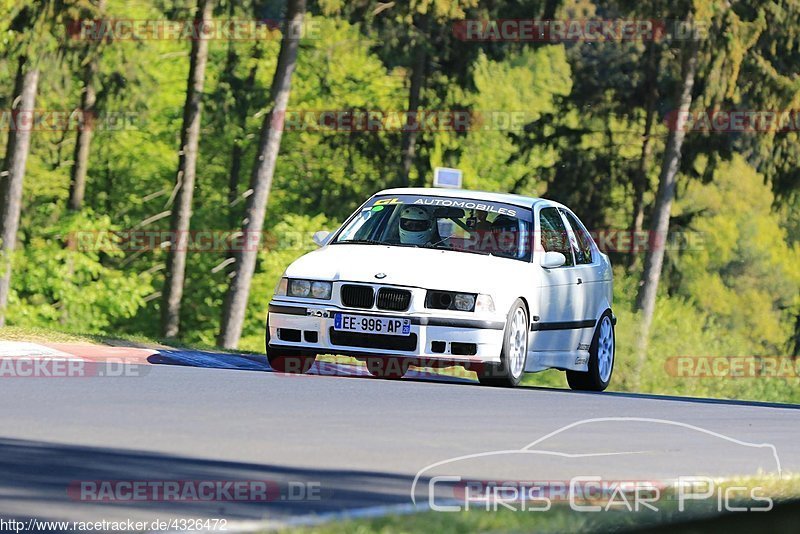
279;278;332;300
425;290;478;312
310;281;332;299
425;291;495;313
453;293;476;311
288;279;312;297
475;294;495;313
274;277;288;296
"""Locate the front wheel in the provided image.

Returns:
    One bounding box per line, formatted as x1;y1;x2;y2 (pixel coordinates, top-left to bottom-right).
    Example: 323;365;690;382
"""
478;299;529;387
566;312;615;391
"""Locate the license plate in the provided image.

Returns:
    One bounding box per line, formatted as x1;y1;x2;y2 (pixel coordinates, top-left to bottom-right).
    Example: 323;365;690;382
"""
333;314;411;336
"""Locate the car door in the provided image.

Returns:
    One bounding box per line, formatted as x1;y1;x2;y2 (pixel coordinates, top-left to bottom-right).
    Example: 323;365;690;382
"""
531;206;582;352
561;208;608;349
559;208;598;350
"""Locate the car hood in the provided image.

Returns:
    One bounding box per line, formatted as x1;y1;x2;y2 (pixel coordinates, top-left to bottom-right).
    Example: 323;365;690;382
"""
285;244;526;294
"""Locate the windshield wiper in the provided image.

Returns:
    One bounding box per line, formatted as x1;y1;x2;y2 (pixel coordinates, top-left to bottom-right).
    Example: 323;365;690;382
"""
421;238;448;249
335;238;388;245
421;243;491;257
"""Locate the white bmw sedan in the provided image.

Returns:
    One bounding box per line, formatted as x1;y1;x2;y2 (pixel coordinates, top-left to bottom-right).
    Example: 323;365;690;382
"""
266;188;615;390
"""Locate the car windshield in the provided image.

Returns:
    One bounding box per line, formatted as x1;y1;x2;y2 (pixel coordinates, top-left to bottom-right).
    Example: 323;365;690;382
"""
333;195;533;261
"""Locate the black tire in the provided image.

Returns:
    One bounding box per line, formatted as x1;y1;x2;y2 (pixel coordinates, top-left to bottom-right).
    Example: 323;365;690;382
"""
366;357;409;379
566;311;615;391
265;322;316;374
478;299;529;388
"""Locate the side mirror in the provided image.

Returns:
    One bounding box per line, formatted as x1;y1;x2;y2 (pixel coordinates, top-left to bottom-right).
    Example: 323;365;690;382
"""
540;251;566;269
312;230;331;247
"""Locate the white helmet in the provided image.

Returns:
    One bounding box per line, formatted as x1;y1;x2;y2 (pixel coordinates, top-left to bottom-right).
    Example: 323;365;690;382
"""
399;206;433;245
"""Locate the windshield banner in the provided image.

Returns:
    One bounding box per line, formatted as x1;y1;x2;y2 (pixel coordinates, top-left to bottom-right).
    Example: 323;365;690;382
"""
368;195;531;221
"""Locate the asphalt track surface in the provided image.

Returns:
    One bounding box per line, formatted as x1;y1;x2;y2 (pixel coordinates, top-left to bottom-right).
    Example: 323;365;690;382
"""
0;344;798;531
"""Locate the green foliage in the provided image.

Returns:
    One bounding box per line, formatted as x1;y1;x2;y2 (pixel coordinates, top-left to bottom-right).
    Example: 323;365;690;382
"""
265;16;406;221
675;155;800;354
9;211;154;331
432;46;572;195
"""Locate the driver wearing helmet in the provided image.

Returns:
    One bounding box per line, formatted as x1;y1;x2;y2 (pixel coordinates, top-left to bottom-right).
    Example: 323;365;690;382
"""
399;205;434;245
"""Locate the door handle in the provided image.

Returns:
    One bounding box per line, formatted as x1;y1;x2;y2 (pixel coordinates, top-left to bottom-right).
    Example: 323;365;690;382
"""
577;278;583;285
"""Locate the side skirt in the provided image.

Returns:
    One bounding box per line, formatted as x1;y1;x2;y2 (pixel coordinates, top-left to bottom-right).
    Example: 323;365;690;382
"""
525;350;591;373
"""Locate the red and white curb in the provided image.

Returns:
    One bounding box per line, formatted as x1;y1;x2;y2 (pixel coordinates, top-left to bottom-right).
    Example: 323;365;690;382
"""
0;341;81;359
45;342;158;364
0;340;157;375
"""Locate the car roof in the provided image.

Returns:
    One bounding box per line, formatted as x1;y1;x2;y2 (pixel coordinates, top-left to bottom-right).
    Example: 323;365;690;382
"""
375;187;558;210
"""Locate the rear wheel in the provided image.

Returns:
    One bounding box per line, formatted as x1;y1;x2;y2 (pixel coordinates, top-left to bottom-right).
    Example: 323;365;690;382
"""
478;299;528;387
366;357;409;379
265;325;316;374
566;312;614;391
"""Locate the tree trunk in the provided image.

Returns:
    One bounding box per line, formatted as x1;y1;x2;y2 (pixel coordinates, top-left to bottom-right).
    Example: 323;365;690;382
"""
217;0;306;349
228;50;260;227
228;143;244;217
64;5;104;325
542;0;560;19
634;37;698;372
399;14;427;187
628;42;661;271
67;60;97;208
222;38;242;221
160;0;214;338
67;0;105;212
0;58;40;326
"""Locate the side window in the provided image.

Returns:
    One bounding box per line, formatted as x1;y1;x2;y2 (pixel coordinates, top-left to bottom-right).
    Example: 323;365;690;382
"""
338;208;376;241
562;210;594;265
338;205;396;242
539;207;574;267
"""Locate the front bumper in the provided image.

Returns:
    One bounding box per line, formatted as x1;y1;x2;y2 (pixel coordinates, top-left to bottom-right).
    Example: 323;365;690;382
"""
267;300;506;364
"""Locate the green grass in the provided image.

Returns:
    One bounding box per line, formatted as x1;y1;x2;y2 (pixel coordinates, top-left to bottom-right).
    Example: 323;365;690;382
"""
0;325;271;355
288;475;800;533
0;326;100;344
